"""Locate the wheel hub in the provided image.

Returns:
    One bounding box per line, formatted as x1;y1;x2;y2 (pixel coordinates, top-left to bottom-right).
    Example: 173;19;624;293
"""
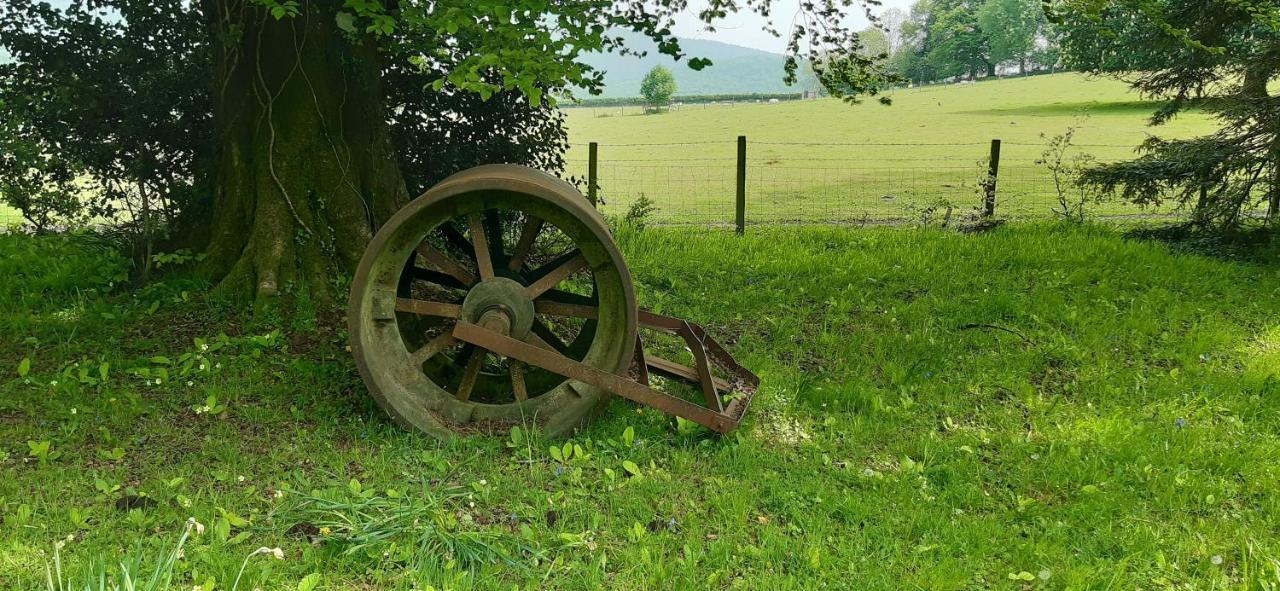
461;277;534;340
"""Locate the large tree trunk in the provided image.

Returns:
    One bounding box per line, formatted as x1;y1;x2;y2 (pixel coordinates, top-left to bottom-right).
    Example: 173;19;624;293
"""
202;0;409;306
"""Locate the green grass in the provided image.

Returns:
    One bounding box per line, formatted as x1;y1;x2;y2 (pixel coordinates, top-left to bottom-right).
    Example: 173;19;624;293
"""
1;203;24;226
2;225;1279;589
563;73;1221;223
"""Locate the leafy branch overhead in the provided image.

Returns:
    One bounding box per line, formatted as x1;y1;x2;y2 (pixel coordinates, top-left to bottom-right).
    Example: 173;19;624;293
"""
319;0;899;105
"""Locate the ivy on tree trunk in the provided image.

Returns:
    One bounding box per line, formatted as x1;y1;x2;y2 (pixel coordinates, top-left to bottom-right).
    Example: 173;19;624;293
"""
203;0;409;306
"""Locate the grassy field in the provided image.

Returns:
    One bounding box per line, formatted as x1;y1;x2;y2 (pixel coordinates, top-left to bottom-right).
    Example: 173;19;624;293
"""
563;73;1220;223
1;203;22;226
0;74;1218;229
2;225;1278;589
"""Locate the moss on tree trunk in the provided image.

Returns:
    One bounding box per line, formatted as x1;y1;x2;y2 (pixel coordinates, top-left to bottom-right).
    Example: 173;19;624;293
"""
202;0;409;308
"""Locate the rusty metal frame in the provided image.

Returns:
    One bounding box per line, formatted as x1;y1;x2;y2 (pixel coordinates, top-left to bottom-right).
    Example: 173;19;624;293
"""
452;308;758;434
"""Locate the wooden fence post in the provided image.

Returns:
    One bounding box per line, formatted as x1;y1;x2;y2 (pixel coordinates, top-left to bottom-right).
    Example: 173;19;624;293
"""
588;142;598;206
983;139;1002;217
736;135;746;234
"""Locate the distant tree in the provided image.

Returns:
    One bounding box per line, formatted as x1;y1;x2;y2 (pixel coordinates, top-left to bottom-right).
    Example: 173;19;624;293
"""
0;127;85;233
640;65;678;112
880;8;909;54
889;0;1063;83
976;0;1045;74
858;27;891;59
1050;0;1280;231
927;0;994;80
890;1;940;84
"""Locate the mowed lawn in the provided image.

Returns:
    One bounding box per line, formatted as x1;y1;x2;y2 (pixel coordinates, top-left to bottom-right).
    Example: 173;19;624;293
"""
2;224;1279;589
563;74;1221;223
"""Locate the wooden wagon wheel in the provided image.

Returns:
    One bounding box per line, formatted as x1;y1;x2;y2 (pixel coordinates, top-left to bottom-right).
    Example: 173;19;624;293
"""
349;165;638;439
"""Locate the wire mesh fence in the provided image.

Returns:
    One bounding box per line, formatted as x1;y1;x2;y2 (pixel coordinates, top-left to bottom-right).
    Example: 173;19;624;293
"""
0;138;1189;229
562;138;1184;226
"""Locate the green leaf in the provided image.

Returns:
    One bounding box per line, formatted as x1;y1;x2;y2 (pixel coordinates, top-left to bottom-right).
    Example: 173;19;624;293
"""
17;357;30;377
561;441;573;460
506;425;524;448
335;11;356;33
622;426;635;446
213;517;231;542
217;507;249;527
149;356;172;365
549;445;564;463
99;362;109;381
622;460;641;477
298;573;322;591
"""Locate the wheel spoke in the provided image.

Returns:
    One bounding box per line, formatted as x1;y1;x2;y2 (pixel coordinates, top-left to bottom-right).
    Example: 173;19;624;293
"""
438;223;474;262
409;331;457;364
455;347;486;401
538;288;597;306
530;319;571;354
525;251;588;298
484;210;506;267
534;300;598;320
510;361;528;402
527;333;562;354
405;266;469;290
416;244;475;287
468;214;495;281
395;298;462;318
508;216;544;271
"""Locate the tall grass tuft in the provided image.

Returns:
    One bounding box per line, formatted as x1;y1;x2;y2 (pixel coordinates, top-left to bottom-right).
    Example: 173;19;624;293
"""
43;518;280;591
281;485;538;571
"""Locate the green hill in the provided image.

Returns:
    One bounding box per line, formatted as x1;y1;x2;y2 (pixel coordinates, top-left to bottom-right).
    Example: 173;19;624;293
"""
578;31;818;98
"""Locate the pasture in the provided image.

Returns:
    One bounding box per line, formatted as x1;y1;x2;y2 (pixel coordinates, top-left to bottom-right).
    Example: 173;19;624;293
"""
563;73;1220;223
3;224;1279;589
0;74;1219;229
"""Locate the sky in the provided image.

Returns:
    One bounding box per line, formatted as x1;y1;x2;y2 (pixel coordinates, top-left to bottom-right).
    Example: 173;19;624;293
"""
669;0;916;54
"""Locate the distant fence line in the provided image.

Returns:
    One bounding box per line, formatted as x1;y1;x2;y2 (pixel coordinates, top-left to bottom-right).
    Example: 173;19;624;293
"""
567;92;812;109
560;137;1173;229
0;138;1183;230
